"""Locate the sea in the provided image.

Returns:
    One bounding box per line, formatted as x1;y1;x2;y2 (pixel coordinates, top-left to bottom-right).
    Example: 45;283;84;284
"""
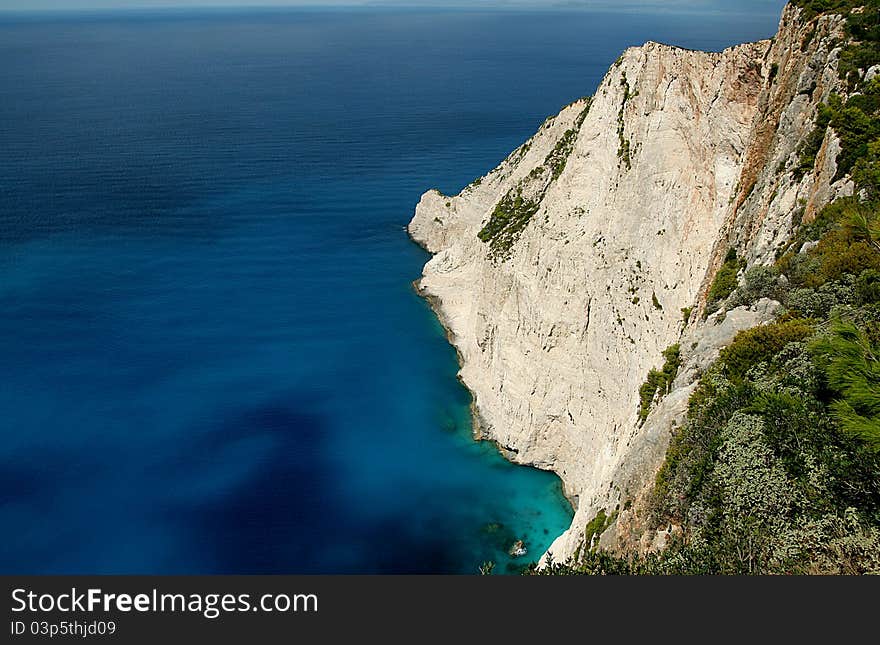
0;6;783;573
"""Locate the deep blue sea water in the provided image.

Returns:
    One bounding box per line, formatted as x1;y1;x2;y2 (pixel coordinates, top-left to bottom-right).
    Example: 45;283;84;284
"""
0;8;782;574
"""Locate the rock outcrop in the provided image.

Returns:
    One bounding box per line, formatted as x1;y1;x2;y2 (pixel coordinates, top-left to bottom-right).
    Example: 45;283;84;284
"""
408;4;852;563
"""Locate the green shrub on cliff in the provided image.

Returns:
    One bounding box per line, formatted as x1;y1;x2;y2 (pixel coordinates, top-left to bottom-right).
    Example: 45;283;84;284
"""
477;187;541;258
581;509;614;552
728;265;781;308
705;249;742;313
717;317;814;381
544;103;591;181
637;344;681;425
794;3;880;176
776;198;880;293
477;104;592;259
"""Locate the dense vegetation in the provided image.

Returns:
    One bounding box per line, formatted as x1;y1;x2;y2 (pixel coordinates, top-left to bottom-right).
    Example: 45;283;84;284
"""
540;249;880;574
477;187;542;258
532;1;880;575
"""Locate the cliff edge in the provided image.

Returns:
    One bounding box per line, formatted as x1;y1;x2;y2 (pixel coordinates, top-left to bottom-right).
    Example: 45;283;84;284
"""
409;3;852;564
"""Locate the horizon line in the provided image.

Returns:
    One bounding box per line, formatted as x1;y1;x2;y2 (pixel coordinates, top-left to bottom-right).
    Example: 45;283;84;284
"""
0;3;787;18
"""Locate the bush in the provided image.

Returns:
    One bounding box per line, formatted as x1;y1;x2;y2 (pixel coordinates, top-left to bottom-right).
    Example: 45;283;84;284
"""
713;413;798;522
857;269;880;304
706;249;742;311
729;265;780;308
582;509;614;552
719;318;814;381
791;0;867;21
815;233;880;285
652;371;756;522
784;277;856;318
637;344;681;424
853;139;880;201
777;199;880;290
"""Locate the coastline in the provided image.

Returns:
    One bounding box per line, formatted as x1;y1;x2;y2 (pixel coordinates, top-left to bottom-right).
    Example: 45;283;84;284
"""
408;233;578;556
413;278;519;460
404;2;854;565
403;15;793;561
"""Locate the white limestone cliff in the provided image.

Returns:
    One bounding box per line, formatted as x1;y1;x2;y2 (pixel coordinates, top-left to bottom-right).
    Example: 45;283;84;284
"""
408;4;851;563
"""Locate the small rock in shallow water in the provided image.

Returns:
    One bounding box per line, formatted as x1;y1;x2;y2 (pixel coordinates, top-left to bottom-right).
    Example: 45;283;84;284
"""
508;539;527;557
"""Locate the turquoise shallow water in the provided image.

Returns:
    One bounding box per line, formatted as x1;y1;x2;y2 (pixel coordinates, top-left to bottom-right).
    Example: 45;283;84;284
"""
0;8;782;573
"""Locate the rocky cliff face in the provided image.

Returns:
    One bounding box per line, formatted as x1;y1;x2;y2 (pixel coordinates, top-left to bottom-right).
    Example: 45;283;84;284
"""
408;4;851;563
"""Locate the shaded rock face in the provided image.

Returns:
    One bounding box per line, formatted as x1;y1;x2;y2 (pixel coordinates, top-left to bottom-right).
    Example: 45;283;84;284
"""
409;5;849;562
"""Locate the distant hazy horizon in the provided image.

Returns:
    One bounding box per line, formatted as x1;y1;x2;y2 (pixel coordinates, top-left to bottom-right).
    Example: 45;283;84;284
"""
0;0;789;18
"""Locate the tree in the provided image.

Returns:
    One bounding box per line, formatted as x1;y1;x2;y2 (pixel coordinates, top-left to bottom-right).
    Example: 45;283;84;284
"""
812;321;880;451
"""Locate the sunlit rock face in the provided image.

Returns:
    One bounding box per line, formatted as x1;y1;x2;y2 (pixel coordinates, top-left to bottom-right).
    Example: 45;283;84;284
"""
409;4;850;562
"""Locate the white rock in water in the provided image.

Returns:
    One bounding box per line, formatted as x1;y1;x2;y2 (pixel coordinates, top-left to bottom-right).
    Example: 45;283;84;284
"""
508;540;527;558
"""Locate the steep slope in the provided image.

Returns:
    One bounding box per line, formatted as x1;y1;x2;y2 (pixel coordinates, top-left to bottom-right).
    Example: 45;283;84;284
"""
604;2;854;558
409;3;854;564
702;4;851;301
